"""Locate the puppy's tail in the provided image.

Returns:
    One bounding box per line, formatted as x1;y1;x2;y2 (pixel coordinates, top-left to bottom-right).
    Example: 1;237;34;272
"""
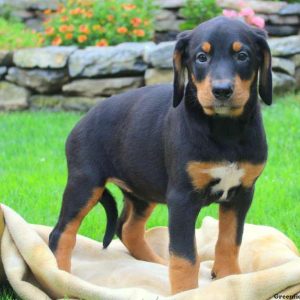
99;189;118;248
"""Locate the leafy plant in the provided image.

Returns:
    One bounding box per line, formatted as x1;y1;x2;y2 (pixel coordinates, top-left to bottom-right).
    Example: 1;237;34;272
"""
0;18;39;50
179;0;222;30
39;0;156;47
0;4;15;21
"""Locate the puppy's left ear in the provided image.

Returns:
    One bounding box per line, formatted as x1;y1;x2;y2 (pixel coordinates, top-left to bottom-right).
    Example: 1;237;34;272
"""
253;28;272;105
173;30;192;107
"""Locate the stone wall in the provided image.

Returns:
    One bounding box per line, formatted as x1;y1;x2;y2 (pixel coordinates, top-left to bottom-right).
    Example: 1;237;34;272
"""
0;36;299;111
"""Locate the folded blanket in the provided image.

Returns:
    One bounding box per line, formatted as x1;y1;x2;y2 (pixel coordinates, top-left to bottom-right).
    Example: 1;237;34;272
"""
0;203;299;300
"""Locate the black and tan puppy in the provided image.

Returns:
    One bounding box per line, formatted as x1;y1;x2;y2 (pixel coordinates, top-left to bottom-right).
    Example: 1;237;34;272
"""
49;16;272;294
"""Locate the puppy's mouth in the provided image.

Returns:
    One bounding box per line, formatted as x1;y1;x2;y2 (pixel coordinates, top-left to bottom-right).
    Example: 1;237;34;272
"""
203;104;243;116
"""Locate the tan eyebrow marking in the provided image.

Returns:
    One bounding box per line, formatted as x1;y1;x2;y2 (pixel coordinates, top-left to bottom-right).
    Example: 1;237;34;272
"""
232;41;243;52
201;42;211;53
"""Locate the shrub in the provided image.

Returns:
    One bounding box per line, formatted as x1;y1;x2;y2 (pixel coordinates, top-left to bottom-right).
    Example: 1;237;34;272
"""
179;0;222;30
39;0;155;47
0;18;39;50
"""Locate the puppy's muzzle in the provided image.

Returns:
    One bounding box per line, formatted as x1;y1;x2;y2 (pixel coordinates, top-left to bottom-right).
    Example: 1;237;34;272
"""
212;81;233;101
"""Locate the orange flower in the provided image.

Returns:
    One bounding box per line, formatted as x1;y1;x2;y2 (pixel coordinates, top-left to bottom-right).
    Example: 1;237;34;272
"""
57;4;66;13
85;10;93;18
45;27;55;36
68;25;75;32
78;35;88;43
132;29;145;37
130;17;142;27
65;33;73;40
43;9;52;15
96;39;108;47
52;36;62;46
122;4;136;11
70;8;82;15
38;37;45;45
79;25;90;34
59;25;68;33
117;27;128;34
107;15;114;21
61;15;69;22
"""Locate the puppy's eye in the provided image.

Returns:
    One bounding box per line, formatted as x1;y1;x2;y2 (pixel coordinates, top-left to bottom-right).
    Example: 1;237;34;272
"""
197;53;208;63
237;52;248;62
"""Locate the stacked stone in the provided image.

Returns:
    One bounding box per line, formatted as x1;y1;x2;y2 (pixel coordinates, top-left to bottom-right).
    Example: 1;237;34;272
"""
1;38;299;111
0;43;153;111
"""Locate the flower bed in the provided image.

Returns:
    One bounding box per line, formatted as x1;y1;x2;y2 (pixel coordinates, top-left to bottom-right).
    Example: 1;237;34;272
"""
39;0;155;47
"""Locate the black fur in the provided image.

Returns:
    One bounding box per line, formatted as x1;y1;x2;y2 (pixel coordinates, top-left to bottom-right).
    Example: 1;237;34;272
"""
100;189;118;248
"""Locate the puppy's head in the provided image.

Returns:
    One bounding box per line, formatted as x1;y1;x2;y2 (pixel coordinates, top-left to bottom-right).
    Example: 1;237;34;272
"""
173;16;272;116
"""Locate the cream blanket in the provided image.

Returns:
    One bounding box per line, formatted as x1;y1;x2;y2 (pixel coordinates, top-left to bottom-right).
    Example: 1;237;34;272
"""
0;203;299;300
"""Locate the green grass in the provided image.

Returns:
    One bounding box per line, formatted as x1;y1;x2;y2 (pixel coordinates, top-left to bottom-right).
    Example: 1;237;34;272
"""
0;18;39;50
0;93;300;299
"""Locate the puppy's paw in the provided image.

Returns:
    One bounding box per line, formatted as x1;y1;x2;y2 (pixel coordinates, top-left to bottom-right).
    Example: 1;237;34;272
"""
211;263;241;280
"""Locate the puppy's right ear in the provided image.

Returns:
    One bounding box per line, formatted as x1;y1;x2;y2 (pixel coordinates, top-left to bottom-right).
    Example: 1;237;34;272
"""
173;30;191;107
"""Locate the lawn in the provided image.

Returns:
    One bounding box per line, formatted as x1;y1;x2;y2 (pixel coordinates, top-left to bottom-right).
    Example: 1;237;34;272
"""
0;93;300;299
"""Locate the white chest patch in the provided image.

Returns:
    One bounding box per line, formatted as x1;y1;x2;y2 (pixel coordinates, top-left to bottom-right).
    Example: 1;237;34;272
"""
203;163;245;201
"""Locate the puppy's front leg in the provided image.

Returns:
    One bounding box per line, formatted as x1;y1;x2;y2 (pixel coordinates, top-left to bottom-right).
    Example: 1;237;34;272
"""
212;188;254;279
167;189;202;294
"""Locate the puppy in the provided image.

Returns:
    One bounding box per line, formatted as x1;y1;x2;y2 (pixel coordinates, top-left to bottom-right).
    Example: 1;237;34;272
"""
49;16;272;294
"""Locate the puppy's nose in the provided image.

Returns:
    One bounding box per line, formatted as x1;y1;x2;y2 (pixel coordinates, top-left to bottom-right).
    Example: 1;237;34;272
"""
212;82;233;100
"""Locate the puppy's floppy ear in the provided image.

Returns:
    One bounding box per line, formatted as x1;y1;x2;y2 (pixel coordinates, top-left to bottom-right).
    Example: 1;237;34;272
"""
253;28;272;105
173;30;192;107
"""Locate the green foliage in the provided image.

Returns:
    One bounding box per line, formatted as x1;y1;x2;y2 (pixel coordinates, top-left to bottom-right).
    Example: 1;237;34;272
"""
0;18;39;50
0;4;15;21
179;0;222;30
0;284;20;300
40;0;156;47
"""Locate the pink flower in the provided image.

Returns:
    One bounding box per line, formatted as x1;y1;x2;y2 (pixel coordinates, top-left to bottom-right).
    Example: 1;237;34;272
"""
239;7;255;17
223;9;238;18
237;1;246;8
250;16;265;29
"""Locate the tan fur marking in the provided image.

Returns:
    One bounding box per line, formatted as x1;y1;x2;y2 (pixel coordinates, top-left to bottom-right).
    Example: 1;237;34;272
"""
122;200;166;265
187;161;265;190
107;177;132;192
232;41;243;52
212;207;241;278
192;74;215;110
173;50;181;71
187;161;221;189
261;50;271;86
202;41;211;53
169;254;200;294
55;187;104;271
240;162;265;187
231;74;255;111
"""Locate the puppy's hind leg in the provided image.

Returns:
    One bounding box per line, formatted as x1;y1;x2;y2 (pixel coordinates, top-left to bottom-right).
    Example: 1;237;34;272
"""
49;171;105;272
117;193;167;265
